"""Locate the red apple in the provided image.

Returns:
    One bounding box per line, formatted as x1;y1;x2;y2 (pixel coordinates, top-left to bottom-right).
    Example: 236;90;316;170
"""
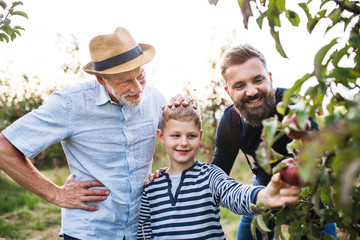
278;158;301;186
282;114;311;140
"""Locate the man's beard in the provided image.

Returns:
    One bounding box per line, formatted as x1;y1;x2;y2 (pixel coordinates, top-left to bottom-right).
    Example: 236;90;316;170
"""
233;90;276;127
118;91;144;108
108;83;145;108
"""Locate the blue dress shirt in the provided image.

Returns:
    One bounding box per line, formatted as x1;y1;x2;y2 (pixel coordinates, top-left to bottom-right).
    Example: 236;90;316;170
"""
2;79;166;239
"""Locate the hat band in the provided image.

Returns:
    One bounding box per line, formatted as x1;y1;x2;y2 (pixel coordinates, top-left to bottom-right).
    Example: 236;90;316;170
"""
92;45;144;71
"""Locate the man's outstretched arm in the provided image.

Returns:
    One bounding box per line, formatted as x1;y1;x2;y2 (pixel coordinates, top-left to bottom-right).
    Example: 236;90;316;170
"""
0;134;109;211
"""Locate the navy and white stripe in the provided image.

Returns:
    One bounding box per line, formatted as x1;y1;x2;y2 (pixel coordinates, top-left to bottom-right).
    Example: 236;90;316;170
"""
137;161;264;239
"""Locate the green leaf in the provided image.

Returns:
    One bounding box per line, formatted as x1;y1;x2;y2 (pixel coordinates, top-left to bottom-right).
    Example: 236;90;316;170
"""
283;73;312;106
285;10;300;26
10;31;16;41
276;101;285;115
3;18;10;25
275;0;285;12
316;9;327;18
270;28;287;58
237;0;253;29
11;1;23;8
330;68;358;86
307;18;320;33
251;202;269;212
286;139;301;156
295;110;309;129
251;215;257;238
13;25;24;31
12;11;28;19
256;15;264;29
256;214;272;232
274;208;288;225
314;38;338;80
0;0;7;10
328;8;341;25
331;46;350;67
298;3;311;32
0;32;9;42
1;24;13;36
262;117;278;143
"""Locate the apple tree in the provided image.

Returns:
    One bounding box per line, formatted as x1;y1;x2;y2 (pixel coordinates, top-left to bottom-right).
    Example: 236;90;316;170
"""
210;0;360;239
0;0;27;43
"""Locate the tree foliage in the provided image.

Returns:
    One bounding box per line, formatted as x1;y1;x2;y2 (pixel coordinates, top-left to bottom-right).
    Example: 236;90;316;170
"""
0;0;27;43
0;75;66;169
211;0;360;238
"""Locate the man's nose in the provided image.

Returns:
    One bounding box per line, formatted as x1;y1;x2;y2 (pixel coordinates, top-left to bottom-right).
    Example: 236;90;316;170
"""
130;79;142;93
246;85;258;96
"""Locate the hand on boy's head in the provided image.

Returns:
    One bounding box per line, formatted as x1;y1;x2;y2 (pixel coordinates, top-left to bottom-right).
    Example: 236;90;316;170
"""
144;167;169;186
256;173;301;209
163;94;198;110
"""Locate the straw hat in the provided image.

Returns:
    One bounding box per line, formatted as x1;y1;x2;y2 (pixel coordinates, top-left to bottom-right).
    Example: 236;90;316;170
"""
83;26;155;75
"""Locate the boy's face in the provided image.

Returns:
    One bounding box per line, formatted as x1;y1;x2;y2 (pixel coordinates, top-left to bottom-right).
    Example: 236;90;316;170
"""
157;119;202;171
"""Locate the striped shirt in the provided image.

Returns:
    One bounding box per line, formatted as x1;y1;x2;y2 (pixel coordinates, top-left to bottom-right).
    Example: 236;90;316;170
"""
137;161;264;239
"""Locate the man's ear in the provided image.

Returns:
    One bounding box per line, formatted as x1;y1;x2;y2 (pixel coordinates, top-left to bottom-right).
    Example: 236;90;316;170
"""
200;129;203;140
96;76;106;87
224;86;230;96
157;129;165;145
268;72;273;82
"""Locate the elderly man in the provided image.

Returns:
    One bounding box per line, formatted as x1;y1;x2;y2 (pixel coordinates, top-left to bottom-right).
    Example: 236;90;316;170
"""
0;26;190;240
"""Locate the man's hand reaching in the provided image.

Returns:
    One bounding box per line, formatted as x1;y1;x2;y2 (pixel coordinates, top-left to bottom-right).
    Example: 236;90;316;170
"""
55;176;110;211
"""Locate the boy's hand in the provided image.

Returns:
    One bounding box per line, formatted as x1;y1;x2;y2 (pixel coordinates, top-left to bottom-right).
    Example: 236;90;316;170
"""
162;94;198;110
256;173;301;209
144;167;169;186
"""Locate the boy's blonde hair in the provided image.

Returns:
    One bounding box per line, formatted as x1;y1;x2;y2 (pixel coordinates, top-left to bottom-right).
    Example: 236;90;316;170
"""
160;103;202;131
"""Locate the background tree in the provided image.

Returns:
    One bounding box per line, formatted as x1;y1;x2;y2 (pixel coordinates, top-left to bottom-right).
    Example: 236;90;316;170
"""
210;0;360;239
0;0;27;43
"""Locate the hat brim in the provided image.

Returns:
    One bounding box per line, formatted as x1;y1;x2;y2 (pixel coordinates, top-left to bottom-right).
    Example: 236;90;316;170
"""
82;43;155;75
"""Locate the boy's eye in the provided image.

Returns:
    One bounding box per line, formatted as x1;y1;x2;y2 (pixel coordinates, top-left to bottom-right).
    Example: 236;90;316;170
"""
189;134;198;138
171;134;180;138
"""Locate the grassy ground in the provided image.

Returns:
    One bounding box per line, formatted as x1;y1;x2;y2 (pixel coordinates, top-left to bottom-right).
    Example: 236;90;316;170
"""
0;168;69;240
0;155;346;239
0;155;252;240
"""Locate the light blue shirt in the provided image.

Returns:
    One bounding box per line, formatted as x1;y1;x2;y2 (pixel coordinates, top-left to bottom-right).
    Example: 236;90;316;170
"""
2;80;166;239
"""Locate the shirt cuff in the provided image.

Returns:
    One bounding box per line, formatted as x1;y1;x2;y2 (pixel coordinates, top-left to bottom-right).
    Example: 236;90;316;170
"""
251;187;264;204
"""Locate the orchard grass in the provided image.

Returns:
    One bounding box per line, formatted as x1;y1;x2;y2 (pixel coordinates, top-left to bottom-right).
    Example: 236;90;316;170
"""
0;152;253;239
0;154;344;239
0;168;68;240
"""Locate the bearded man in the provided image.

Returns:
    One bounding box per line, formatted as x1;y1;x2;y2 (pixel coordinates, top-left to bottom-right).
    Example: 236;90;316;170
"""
210;44;337;240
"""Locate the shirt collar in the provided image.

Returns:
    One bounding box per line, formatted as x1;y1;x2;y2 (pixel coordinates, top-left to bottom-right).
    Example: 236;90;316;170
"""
95;80;120;106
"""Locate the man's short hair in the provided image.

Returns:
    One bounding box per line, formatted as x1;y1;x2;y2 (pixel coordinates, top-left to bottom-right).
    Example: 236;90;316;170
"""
220;44;267;79
161;103;202;131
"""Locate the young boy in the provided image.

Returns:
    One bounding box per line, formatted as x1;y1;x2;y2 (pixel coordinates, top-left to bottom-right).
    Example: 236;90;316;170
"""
137;104;300;240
